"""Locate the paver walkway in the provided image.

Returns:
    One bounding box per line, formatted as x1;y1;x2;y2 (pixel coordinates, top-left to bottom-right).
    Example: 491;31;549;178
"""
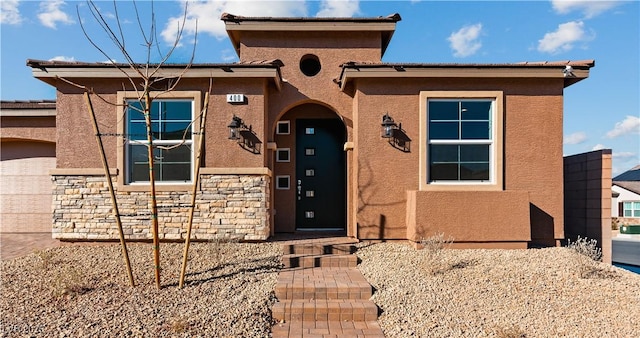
271;237;384;337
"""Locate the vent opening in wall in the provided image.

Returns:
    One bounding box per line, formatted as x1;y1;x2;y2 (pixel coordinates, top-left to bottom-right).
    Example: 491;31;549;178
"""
300;54;321;77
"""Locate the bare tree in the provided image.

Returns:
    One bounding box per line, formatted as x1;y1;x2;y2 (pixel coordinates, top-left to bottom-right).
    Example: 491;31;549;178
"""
61;0;201;289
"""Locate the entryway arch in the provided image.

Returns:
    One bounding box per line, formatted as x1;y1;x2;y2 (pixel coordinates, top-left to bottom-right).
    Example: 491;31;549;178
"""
272;103;347;233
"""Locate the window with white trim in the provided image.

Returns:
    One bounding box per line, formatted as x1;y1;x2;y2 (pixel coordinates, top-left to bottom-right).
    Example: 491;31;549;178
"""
623;201;640;217
125;99;193;183
427;99;494;183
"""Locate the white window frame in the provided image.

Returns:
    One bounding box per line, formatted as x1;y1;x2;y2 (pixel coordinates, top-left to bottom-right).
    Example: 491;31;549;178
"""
276;121;290;135
623;201;640;217
276;148;290;162
419;91;503;191
116;91;201;191
276;175;290;190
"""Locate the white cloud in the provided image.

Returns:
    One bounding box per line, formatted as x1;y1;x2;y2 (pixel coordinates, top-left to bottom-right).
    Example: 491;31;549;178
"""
551;0;622;19
613;151;636;159
161;1;308;45
606;115;640;138
564;131;588;145
316;0;360;17
49;56;76;62
38;0;74;29
448;23;483;58
221;49;238;62
537;21;591;54
591;143;606;151
1;0;22;25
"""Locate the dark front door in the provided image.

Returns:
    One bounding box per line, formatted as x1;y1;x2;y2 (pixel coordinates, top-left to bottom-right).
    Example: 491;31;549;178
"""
295;118;346;230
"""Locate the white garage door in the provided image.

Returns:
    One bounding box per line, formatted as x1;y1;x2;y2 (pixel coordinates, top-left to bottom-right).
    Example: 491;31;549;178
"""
0;142;56;233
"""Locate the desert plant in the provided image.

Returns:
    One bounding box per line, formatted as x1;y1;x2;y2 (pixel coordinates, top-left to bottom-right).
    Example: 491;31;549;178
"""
494;324;527;338
35;250;56;270
419;233;454;275
51;267;90;299
566;236;607;278
567;236;602;262
164;317;190;334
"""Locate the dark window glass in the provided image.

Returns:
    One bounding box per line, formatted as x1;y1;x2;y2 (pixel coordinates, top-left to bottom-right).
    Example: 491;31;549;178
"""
427;99;493;182
429;121;459;140
461;101;491;120
461;121;490;139
126;99;192;183
429;101;459;120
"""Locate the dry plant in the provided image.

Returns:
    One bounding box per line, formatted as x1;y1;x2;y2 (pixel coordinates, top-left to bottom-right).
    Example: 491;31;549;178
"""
50;267;91;299
419;233;454;275
163;317;190;334
566;236;612;279
206;237;240;267
494;324;527;338
35;250;56;270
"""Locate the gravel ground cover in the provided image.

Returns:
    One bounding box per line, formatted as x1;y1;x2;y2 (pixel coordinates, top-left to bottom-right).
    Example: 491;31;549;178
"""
1;242;281;337
356;242;640;338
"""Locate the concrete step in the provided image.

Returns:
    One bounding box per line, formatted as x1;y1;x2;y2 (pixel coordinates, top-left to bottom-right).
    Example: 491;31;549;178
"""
282;243;357;255
275;267;372;300
272;299;379;322
281;253;357;268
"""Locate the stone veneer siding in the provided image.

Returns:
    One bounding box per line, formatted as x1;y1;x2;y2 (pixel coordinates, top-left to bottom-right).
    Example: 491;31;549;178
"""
52;174;270;241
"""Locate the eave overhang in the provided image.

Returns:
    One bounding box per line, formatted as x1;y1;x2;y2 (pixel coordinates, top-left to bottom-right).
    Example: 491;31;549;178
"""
26;59;284;91
222;13;401;57
337;60;595;91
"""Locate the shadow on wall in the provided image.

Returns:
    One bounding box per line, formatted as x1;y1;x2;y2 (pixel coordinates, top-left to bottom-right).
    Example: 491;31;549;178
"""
356;159;405;239
529;203;556;248
1;141;56;161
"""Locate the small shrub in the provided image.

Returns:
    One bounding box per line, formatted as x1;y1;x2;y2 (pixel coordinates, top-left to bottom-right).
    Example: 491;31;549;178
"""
206;237;240;266
165;317;190;334
419;233;453;275
567;236;602;262
51;267;90;299
566;236;607;278
494;324;527;338
35;250;56;270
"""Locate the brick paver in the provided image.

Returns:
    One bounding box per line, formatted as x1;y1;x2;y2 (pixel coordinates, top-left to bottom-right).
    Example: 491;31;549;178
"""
271;238;385;337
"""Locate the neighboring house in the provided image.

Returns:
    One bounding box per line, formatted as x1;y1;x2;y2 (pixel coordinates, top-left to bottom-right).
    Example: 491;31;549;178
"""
24;14;594;248
0;100;57;233
612;165;640;221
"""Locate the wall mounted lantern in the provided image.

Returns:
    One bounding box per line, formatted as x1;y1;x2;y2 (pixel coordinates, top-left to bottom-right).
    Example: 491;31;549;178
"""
228;115;246;140
228;115;262;153
381;113;399;138
381;112;411;152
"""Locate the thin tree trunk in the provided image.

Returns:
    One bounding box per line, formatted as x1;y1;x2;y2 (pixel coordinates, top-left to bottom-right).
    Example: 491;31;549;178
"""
84;92;135;287
179;92;210;288
143;90;161;289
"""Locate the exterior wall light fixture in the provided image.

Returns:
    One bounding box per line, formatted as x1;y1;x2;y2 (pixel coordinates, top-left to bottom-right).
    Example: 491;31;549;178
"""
228;115;247;141
228;115;262;154
381;112;411;152
381;113;399;138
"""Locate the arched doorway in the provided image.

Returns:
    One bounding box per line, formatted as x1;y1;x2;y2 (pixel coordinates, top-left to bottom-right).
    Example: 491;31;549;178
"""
273;103;346;233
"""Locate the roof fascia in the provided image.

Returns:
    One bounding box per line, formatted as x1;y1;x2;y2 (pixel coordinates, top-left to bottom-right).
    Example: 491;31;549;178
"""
31;66;282;91
0;108;56;117
339;67;590;91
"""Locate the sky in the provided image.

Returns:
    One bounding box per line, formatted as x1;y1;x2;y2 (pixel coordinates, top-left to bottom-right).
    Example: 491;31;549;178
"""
1;0;638;175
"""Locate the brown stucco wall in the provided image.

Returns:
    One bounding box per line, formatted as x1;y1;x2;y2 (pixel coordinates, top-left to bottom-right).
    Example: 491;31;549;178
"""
406;190;531;246
53;78;270;170
352;77;566;243
564;149;612;263
0;116;56;143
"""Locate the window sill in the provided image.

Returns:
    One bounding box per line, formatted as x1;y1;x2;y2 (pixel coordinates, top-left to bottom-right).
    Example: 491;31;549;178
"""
118;183;193;192
421;182;502;192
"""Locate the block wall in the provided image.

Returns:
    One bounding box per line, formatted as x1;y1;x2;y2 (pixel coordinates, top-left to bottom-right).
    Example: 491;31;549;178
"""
563;149;612;263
